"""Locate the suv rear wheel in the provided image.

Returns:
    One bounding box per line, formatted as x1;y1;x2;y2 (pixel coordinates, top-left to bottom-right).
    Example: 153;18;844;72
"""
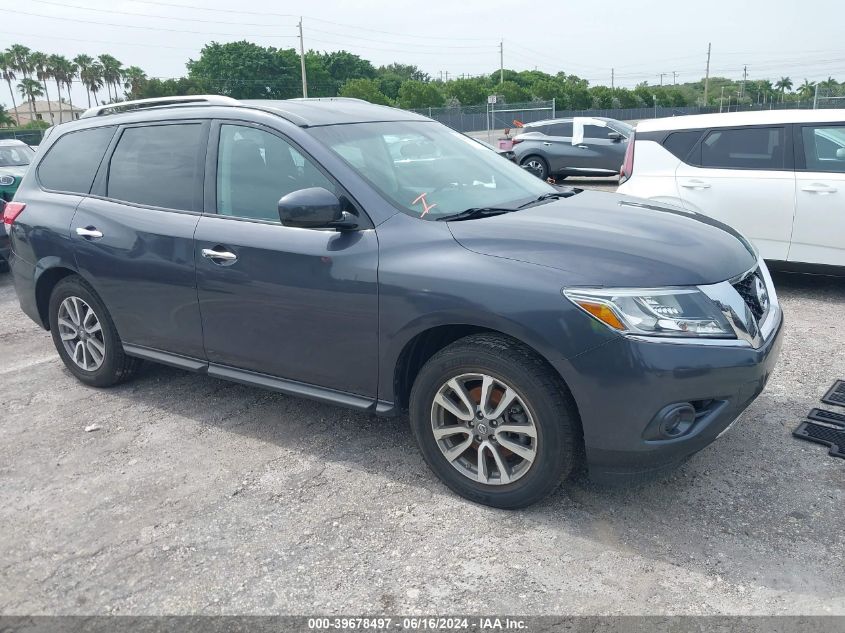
48;275;141;387
520;155;549;180
409;333;578;509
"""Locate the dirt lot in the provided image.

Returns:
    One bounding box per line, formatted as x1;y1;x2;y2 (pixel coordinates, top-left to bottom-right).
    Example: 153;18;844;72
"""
1;221;844;614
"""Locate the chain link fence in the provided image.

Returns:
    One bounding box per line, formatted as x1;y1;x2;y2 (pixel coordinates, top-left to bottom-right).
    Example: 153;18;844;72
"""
0;129;47;146
411;98;844;134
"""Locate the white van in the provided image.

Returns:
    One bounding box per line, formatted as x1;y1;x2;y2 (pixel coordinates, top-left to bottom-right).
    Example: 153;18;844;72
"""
617;109;845;270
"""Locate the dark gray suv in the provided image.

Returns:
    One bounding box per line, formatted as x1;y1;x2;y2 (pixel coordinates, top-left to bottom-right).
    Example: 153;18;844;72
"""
4;96;783;508
513;117;632;180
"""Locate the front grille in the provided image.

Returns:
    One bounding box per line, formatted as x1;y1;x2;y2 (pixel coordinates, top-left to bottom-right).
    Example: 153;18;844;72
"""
732;271;766;321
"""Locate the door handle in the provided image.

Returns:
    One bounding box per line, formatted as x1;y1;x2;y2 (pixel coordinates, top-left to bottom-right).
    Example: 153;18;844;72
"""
542;142;552;146
576;144;589;149
680;179;712;190
201;247;238;263
801;183;837;194
75;226;103;239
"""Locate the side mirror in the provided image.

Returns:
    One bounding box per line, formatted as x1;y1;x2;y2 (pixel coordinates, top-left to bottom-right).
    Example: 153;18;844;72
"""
278;187;358;230
836;147;845;160
608;132;624;142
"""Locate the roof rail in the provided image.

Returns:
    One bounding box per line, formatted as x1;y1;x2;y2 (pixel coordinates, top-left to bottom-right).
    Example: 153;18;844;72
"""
79;95;240;119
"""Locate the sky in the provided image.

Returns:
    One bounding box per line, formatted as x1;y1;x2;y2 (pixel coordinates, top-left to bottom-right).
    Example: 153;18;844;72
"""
3;0;845;110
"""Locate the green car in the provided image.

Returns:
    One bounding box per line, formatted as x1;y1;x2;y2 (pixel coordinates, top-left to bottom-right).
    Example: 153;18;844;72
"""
0;139;35;204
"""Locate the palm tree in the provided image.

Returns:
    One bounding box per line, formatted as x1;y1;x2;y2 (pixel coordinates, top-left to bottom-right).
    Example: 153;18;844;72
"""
798;79;816;100
7;44;35;121
17;78;44;122
820;76;839;91
47;54;66;123
775;76;793;102
122;66;147;99
83;62;105;106
61;59;78;118
97;54;123;102
0;53;17;125
73;54;95;107
30;51;55;124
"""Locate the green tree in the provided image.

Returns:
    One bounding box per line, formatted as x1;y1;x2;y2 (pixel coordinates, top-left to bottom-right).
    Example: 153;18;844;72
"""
339;78;390;105
0;53;18;123
377;63;429;82
74;54;96;107
98;54;123;102
47;54;65;122
122;66;147;99
798;79;816;99
0;104;14;127
188;41;301;99
496;80;529;103
316;50;375;88
7;45;35;121
397;80;444;109
444;77;489;106
17;77;43;119
29;51;54;124
775;76;793;102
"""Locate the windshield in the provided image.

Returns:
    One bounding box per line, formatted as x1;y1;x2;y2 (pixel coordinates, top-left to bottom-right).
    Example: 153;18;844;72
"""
308;121;556;219
0;144;34;167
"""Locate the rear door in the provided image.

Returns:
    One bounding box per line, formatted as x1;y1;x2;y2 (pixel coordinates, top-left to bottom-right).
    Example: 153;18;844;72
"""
674;125;795;260
791;122;845;266
572;122;626;172
539;121;578;173
71;120;208;358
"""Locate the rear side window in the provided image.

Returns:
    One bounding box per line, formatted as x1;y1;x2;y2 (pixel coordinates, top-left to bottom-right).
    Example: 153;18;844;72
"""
662;130;702;161
546;122;573;137
700;127;785;170
107;123;205;211
37;126;115;193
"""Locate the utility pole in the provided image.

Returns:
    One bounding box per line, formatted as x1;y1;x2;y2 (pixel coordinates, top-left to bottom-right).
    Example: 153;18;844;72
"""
659;72;667;86
703;42;711;106
611;68;614;90
499;40;504;84
719;86;725;113
740;64;747;100
673;71;678;85
298;17;308;98
445;71;449;81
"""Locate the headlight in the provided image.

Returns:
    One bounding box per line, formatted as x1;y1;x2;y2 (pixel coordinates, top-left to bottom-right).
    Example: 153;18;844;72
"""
0;175;15;186
564;287;734;338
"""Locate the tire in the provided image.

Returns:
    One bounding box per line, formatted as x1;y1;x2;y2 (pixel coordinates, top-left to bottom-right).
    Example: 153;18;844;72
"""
48;275;141;387
409;333;579;509
520;155;549;181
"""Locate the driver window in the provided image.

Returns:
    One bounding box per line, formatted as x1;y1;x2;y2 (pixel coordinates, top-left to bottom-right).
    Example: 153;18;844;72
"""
217;124;335;221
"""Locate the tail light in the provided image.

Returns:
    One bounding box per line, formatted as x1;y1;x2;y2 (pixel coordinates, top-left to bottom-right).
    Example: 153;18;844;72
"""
512;138;523;145
2;201;26;226
619;132;636;184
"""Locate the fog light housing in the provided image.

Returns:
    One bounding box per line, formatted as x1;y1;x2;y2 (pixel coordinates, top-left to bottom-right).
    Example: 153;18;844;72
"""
644;403;698;440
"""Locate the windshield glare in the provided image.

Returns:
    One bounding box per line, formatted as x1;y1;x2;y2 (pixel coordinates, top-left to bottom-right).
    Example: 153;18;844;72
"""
309;121;556;219
0;144;34;167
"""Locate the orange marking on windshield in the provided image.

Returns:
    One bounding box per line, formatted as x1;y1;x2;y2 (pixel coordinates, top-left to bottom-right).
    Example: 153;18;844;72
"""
411;192;438;217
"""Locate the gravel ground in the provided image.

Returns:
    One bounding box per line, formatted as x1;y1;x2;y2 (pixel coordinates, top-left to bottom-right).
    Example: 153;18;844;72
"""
1;238;843;615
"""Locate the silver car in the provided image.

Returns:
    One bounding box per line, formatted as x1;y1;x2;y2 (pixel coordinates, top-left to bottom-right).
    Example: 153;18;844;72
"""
512;117;632;180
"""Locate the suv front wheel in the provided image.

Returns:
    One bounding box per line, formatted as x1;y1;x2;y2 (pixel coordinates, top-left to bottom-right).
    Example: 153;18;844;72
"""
48;275;141;387
409;334;579;509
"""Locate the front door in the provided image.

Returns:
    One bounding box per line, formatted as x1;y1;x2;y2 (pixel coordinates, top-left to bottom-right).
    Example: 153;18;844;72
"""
791;122;845;266
195;121;379;397
674;125;795;261
71;120;209;358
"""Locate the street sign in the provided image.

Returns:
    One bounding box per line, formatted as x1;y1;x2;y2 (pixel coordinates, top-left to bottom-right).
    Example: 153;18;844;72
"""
487;95;497;104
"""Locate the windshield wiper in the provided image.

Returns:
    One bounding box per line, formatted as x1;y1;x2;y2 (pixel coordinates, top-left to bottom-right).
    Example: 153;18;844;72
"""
517;188;581;209
435;207;515;221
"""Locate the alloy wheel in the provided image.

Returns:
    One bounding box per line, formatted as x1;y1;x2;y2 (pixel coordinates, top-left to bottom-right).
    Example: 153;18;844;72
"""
430;373;538;485
57;296;106;371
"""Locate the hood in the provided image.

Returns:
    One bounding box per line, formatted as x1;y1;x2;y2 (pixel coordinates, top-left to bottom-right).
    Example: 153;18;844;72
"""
447;190;757;287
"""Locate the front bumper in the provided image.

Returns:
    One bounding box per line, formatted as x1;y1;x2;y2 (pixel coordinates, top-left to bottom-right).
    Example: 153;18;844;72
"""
558;305;784;485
